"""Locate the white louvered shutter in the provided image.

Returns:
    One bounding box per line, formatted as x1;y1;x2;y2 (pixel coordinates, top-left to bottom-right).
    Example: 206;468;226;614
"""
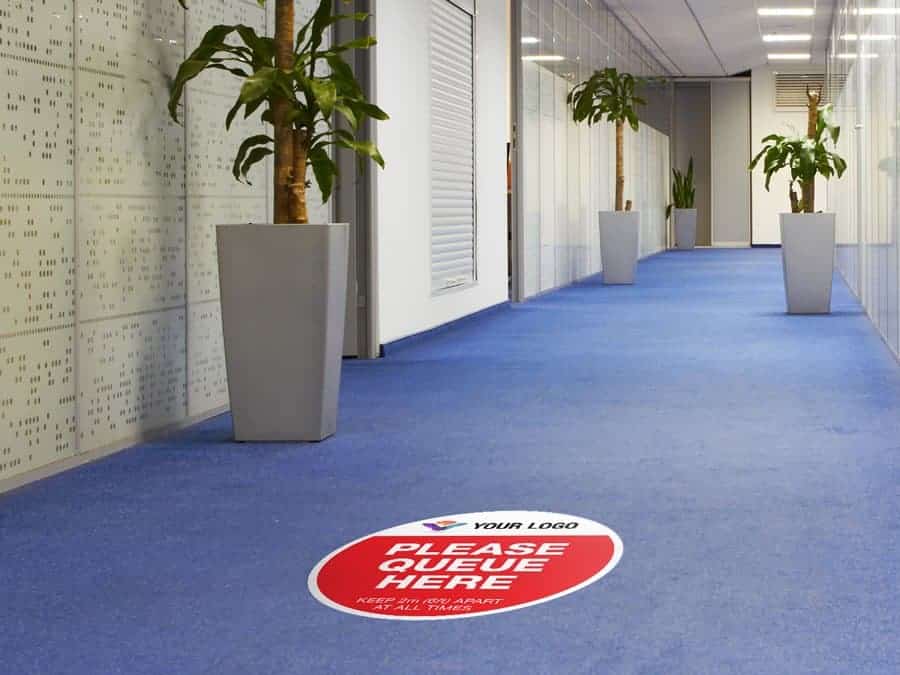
430;0;476;292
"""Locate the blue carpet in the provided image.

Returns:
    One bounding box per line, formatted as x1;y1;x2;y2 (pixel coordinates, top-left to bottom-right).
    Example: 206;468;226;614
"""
2;249;898;674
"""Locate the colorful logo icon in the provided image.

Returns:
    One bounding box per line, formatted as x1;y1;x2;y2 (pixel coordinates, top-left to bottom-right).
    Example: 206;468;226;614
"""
422;519;466;531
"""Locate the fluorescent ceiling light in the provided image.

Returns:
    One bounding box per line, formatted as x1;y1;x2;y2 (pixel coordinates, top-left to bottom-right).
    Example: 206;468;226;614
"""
758;7;815;16
763;34;811;42
521;36;540;44
836;53;879;59
841;34;896;41
522;55;565;62
767;53;811;60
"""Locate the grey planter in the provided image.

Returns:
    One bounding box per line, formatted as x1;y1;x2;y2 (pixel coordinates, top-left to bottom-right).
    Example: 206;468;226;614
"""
216;223;349;441
673;208;697;249
598;211;640;284
779;212;835;315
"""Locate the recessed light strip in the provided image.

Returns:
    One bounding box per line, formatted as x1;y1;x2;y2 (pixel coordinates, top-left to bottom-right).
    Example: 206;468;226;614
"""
763;34;812;43
522;55;565;62
768;53;812;60
758;7;815;17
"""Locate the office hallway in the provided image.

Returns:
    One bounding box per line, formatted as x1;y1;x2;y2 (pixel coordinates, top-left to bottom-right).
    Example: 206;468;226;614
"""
2;248;898;674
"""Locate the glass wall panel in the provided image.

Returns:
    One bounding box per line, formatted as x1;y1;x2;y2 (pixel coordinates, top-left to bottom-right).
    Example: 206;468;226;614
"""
517;0;670;298
828;0;900;356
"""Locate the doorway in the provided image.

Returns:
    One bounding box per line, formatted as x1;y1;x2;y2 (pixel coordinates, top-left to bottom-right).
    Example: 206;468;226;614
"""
673;82;712;247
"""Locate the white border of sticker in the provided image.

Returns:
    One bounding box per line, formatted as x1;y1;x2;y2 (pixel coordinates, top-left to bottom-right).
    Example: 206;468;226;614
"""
307;510;624;621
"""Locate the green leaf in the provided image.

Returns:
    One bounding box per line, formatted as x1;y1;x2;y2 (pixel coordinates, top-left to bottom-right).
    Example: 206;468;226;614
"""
325;54;360;94
239;66;276;103
328;36;377;54
309;79;337;117
354;101;389;121
238;146;274;185
833;153;847;177
308;0;337;54
235;25;274;67
225;98;243;130
626;109;639;132
334;102;359;129
309;146;338;203
749;146;768;170
169;59;209;122
339;138;385;168
232;134;273;182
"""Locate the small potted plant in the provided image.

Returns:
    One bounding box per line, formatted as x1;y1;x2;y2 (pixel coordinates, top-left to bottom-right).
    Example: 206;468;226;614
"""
749;90;846;314
666;158;696;250
568;68;646;284
170;0;388;441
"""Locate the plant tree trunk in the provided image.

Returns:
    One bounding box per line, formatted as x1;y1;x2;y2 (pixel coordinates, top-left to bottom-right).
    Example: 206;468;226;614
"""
615;119;624;211
291;128;310;224
789;185;801;214
273;0;295;223
802;89;820;214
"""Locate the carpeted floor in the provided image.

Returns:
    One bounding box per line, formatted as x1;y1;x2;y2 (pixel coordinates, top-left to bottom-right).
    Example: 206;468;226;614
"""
2;248;898;674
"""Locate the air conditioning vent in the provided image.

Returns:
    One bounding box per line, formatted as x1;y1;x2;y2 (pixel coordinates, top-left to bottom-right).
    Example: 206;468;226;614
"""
775;73;826;109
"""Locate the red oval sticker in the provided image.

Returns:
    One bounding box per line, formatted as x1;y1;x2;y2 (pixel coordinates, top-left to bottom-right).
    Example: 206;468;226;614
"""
308;511;623;620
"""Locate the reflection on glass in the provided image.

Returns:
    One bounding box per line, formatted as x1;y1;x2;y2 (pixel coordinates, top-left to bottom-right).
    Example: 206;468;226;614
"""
518;0;670;298
828;0;900;354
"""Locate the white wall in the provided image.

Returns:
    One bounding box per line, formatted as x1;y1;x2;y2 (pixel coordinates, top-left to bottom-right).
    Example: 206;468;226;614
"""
374;0;510;344
711;80;751;246
750;65;828;244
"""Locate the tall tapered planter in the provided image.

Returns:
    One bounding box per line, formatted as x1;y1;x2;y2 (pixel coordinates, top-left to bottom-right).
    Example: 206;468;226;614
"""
217;223;349;441
673;208;697;250
779;213;835;315
599;211;640;284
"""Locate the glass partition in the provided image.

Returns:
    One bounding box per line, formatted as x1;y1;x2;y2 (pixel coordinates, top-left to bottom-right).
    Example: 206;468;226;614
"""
828;0;900;356
517;0;671;299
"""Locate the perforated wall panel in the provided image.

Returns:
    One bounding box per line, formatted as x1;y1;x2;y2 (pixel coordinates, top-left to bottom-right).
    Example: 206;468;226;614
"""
0;0;280;483
78;309;186;450
188;301;227;416
78;197;186;319
0;328;76;477
1;1;78;481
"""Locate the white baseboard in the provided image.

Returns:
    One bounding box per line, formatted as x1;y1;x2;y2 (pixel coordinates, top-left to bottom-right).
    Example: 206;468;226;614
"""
712;241;751;248
0;406;230;495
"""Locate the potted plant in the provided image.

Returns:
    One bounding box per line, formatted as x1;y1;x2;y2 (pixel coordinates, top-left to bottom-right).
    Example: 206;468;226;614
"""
568;67;646;284
169;0;387;441
666;158;697;250
749;90;846;314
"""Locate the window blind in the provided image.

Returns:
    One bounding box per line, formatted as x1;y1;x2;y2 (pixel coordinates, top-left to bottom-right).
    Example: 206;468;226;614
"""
430;0;476;292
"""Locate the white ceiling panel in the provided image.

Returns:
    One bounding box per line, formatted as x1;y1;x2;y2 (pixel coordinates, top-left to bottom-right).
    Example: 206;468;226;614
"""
608;0;838;76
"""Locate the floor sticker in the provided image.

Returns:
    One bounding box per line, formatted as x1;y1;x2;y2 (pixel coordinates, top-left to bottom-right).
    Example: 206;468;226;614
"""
308;510;623;620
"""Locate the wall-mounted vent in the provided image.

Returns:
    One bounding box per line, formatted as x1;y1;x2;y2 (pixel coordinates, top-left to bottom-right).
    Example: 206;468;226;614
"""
775;73;827;109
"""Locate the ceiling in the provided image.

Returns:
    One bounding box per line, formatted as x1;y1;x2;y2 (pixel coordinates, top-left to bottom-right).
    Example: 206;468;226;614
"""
607;0;838;76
